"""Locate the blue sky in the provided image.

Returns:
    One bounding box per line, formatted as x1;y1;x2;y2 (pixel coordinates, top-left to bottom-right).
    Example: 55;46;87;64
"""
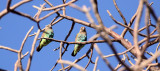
0;0;160;71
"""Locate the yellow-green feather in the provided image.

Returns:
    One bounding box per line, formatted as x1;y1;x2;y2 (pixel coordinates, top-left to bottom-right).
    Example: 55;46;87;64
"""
36;27;53;52
72;33;86;56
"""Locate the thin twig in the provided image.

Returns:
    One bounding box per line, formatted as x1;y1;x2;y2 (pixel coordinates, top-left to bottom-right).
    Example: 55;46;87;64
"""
90;0;104;27
54;21;75;51
121;2;154;37
114;55;126;70
58;60;87;71
58;55;87;71
156;18;160;42
146;63;159;71
62;0;66;15
38;9;61;21
59;42;65;71
0;0;32;18
107;10;147;37
14;52;29;71
138;34;159;46
125;54;134;66
51;17;64;26
18;26;34;71
44;0;60;16
83;5;95;24
6;0;12;11
138;23;152;32
113;0;127;25
155;42;160;63
64;21;75;41
85;48;93;69
10;10;37;22
104;46;134;58
100;31;131;70
43;0;78;11
69;4;86;13
26;30;40;71
35;3;46;20
144;0;157;21
49;15;59;26
0;46;19;53
139;50;160;69
93;57;99;71
94;44;114;70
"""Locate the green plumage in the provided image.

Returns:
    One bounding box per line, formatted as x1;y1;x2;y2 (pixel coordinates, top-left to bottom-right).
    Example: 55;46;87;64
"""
36;25;54;52
72;27;87;56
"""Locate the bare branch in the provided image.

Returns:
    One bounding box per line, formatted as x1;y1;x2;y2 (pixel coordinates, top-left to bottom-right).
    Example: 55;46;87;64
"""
59;42;65;71
58;60;87;71
133;0;143;67
139;50;160;69
10;10;37;22
0;46;18;53
90;0;104;27
26;30;40;71
6;0;12;11
94;43;114;70
43;0;78;11
113;0;127;25
18;26;34;71
41;37;117;44
93;57;99;71
104;46;134;58
114;55;126;70
14;52;29;71
107;10;147;37
0;0;32;18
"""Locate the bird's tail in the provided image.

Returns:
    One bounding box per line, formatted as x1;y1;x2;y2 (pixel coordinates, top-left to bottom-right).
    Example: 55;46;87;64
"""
71;50;77;57
36;45;42;52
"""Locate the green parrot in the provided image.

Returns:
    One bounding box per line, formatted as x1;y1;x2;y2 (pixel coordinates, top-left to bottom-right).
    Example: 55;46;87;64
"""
36;25;54;52
71;27;87;56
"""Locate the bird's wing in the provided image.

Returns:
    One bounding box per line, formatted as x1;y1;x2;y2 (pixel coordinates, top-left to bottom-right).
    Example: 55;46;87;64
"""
76;34;87;42
49;32;54;38
75;33;79;41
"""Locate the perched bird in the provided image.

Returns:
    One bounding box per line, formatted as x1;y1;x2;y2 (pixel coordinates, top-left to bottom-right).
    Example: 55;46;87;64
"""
36;25;54;52
71;27;87;56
